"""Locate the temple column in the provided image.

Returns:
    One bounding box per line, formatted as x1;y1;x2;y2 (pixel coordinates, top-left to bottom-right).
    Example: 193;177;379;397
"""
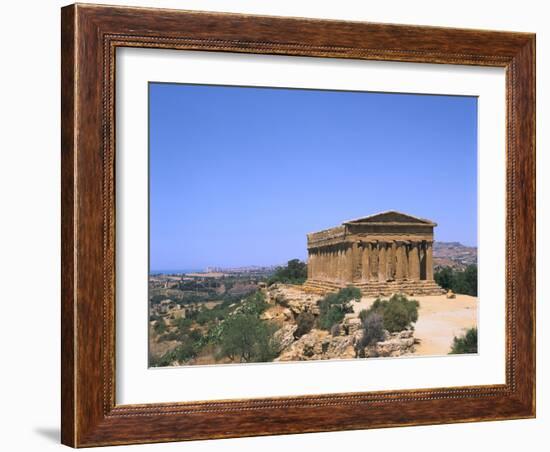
341;245;349;283
307;251;312;279
316;250;321;280
370;242;379;280
426;241;434;280
387;242;396;280
378;242;387;282
351;241;360;282
361;243;370;281
419;244;432;281
409;242;420;280
317;250;321;279
404;243;410;279
395;242;405;280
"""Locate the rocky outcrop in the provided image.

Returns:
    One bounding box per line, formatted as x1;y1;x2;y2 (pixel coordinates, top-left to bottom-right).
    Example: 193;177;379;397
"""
267;283;417;361
267;284;321;316
276;329;356;361
361;329;416;358
273;323;298;351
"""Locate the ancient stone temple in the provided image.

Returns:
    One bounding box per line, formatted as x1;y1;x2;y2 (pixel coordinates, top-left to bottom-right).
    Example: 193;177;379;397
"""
303;211;445;297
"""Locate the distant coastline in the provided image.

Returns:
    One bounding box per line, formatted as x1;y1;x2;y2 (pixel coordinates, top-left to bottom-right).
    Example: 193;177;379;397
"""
149;269;203;275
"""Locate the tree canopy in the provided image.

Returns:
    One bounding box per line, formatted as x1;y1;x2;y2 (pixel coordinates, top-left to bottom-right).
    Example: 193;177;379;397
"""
268;259;308;285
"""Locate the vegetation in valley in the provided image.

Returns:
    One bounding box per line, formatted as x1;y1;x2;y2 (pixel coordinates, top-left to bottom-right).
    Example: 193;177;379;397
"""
150;290;280;366
435;264;478;296
217;313;279;363
267;259;308;286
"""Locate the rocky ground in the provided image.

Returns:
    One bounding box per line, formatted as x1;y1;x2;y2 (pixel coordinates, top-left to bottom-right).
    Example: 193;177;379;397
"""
263;284;478;361
263;284;419;361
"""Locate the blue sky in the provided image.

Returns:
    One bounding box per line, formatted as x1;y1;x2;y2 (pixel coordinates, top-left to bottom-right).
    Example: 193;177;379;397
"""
149;83;477;271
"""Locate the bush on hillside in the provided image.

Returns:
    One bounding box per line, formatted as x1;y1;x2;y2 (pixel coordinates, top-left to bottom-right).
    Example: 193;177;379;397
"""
366;294;419;333
317;286;360;330
449;327;478;354
217;313;279;363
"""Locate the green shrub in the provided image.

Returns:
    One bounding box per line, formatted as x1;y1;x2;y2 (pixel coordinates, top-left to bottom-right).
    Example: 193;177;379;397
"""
317;286;358;330
175;317;192;332
153;318;167;334
361;312;385;346
189;329;203;342
217;313;279;363
450;327;478;354
453;265;478;297
358;309;369;323
337;286;362;303
294;312;315;338
240;291;269;316
149;353;172;367
268;259;307;285
434;267;454;290
172;340;198;362
367;294;419;333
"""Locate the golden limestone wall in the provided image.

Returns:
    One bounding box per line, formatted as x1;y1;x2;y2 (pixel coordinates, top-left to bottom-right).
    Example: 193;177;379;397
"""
308;240;433;284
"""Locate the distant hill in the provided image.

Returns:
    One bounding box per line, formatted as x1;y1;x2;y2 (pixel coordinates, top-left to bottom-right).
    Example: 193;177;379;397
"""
433;241;477;270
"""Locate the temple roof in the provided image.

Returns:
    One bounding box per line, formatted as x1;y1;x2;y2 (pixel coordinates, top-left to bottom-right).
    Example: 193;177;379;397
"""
343;210;436;226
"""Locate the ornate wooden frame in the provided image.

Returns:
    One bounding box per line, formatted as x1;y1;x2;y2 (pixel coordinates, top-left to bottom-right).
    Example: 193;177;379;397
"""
61;3;536;447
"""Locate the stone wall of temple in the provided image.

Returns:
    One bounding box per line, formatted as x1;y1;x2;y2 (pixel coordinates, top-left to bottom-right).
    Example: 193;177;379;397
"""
308;239;434;284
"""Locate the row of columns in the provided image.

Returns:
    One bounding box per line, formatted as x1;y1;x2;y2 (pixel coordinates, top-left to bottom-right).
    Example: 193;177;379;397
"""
307;244;354;282
308;240;433;283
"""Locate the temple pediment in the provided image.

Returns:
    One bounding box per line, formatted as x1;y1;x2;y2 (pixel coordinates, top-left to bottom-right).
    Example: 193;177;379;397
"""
344;211;436;226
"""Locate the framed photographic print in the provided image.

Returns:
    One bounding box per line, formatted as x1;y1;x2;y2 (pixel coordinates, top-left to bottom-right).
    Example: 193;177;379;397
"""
61;3;535;447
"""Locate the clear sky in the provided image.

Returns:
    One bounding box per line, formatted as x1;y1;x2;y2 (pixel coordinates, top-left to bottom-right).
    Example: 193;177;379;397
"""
149;83;477;271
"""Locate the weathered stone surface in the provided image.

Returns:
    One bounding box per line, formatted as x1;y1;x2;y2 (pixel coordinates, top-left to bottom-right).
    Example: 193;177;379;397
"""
260;305;293;323
274;324;298;351
267;284;321;316
343;317;362;335
361;330;416;358
276;329;356;361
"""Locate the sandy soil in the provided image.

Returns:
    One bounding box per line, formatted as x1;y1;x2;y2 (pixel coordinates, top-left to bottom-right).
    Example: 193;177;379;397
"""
352;294;478;356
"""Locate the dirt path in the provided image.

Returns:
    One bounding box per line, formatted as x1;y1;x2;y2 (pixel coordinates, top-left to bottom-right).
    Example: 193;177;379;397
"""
352;294;478;356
